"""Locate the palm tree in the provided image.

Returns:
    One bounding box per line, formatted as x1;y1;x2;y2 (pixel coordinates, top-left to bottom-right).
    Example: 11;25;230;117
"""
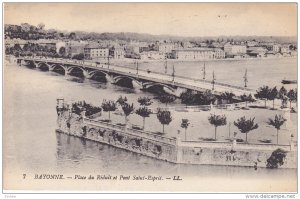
208;114;227;140
234;116;259;143
157;109;172;134
135;106;152;130
101;100;117;122
255;86;270;108
181;119;190;141
267;114;286;144
137;97;152;106
158;94;176;107
121;102;134;124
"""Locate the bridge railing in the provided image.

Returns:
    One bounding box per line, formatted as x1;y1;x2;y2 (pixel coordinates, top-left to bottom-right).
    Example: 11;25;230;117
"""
83;118;177;145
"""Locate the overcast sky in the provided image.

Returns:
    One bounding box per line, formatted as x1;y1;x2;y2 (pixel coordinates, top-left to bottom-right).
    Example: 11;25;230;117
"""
4;3;297;37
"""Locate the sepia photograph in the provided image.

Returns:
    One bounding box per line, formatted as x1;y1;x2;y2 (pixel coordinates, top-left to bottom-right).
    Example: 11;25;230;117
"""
3;2;298;194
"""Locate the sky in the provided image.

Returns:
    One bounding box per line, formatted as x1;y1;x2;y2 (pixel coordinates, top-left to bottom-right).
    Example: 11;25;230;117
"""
4;3;297;37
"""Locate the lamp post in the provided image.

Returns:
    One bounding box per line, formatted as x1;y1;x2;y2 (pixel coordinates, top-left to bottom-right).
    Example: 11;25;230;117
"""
244;68;248;88
164;57;167;74
212;70;216;90
203;62;206;80
172;64;175;82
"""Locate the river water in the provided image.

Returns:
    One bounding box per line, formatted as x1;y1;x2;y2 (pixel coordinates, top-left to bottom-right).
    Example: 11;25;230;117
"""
3;59;297;192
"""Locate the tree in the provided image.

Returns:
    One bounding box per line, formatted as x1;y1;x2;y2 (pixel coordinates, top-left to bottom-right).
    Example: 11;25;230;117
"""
287;89;297;108
278;86;288;108
101;100;117;121
220;92;235;104
268;87;278;109
69;32;76;40
72;53;84;60
240;94;254;108
37;22;45;30
234;116;259;143
267;114;286;144
181;119;190;141
58;47;66;56
208;114;227;140
158;94;176;107
180;90;194;107
121;102;134;124
135;106;152;130
117;95;128;106
255;86;270;108
137;97;152;106
278;86;287;99
157;109;172;134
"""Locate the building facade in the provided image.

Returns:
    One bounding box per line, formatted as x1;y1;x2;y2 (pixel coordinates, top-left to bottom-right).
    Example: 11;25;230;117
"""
223;43;247;57
84;45;109;59
140;51;165;60
158;43;176;53
171;48;225;60
109;47;125;59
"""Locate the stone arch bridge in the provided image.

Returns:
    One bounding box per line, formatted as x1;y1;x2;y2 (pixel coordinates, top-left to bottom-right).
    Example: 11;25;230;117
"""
17;57;255;97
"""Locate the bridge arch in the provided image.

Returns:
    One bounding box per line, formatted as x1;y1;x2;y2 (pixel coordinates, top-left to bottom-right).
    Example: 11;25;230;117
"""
113;75;142;89
88;70;109;82
51;64;67;75
143;82;176;95
67;66;85;78
36;62;50;71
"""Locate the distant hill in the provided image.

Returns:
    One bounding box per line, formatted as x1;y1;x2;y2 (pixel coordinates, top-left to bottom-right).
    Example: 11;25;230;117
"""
5;23;297;44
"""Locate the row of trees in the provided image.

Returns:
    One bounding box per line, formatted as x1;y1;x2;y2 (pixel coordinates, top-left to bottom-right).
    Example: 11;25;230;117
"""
5;23;76;40
255;86;297;109
5;43;64;59
101;96;173;134
208;113;287;144
100;95;287;144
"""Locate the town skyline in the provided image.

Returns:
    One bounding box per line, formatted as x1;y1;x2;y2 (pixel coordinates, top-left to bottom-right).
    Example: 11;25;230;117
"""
4;3;297;37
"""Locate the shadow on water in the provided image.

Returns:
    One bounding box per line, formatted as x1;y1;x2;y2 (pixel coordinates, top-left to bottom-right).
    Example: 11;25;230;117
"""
55;132;296;178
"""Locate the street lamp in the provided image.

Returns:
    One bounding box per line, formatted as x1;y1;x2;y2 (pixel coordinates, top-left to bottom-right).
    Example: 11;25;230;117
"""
212;70;216;90
172;64;175;82
136;60;139;75
243;68;248;88
164;57;167;74
203;62;206;80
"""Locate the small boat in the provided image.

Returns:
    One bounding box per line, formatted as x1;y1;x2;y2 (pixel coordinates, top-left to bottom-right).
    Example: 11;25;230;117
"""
281;79;297;84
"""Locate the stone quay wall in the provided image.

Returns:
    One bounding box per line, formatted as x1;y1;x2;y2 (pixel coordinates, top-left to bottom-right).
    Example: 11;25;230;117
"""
57;108;178;163
56;106;297;169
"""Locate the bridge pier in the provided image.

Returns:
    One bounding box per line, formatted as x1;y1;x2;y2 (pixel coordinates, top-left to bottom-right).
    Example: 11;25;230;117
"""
132;80;143;90
105;74;115;84
83;71;92;79
163;87;187;97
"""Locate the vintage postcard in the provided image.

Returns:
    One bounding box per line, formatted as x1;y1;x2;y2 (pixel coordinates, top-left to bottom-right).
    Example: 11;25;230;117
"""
3;2;298;193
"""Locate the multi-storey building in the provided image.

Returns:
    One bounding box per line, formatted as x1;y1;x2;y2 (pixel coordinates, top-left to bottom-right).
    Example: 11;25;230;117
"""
109;47;125;59
223;43;247;57
171;48;225;60
158;43;176;53
84;45;109;59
